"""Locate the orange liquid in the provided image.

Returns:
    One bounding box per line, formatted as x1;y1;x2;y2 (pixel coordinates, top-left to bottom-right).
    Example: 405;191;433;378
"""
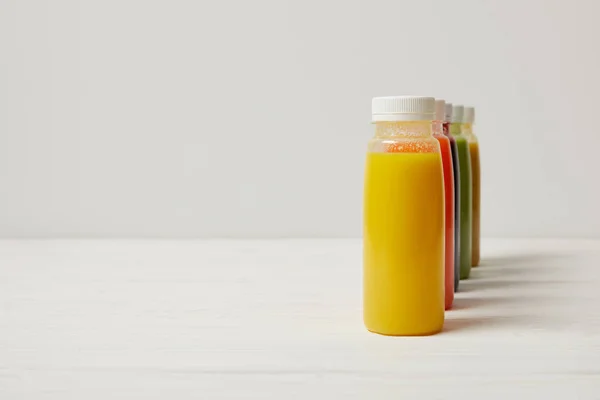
434;134;455;309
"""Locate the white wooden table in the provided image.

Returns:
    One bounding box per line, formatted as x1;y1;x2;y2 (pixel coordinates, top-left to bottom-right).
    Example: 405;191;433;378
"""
1;239;599;398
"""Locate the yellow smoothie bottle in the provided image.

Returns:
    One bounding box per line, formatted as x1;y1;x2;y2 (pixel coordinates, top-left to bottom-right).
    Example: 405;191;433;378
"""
462;107;481;267
364;96;445;336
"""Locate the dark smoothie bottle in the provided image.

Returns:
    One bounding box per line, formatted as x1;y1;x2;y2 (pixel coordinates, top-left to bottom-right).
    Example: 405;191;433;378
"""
444;103;460;290
451;105;472;279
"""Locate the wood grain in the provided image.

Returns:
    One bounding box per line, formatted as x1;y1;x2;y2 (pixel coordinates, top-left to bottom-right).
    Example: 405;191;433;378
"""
1;239;599;398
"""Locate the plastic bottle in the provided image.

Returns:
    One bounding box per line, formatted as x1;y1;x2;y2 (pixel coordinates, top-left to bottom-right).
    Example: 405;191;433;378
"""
450;105;472;279
463;107;480;267
364;96;444;335
444;103;461;291
433;100;454;309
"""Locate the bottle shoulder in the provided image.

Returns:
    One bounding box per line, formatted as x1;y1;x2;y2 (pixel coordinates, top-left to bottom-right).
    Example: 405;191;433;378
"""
433;133;449;143
467;134;479;144
368;136;441;154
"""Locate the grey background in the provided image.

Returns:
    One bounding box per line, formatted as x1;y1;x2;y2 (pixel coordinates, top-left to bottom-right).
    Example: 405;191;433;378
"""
1;0;599;238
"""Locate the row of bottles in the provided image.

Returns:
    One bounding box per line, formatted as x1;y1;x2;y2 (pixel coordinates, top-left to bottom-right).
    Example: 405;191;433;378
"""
363;96;480;336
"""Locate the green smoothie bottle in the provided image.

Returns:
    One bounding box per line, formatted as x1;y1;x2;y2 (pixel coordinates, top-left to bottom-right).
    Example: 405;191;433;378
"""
451;105;472;279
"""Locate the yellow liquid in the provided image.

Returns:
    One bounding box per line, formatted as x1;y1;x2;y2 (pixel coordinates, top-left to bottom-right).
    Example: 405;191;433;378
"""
364;152;445;335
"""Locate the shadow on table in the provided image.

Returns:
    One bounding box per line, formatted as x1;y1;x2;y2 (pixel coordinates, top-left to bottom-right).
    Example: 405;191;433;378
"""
478;253;541;267
444;252;575;333
442;315;533;333
458;278;569;292
478;252;572;268
458;252;573;291
450;296;522;310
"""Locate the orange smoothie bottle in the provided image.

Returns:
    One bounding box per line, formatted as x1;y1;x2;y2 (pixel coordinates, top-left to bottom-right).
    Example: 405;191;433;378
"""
463;107;480;266
433;100;454;310
364;96;445;336
444;102;461;291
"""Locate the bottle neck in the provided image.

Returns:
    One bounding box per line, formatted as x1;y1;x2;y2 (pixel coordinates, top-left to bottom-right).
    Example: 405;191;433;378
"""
461;122;473;136
450;121;464;136
431;120;444;136
442;121;450;136
374;121;432;138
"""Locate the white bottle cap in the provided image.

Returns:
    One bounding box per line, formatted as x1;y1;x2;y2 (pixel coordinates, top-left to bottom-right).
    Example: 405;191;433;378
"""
444;103;453;122
372;96;435;122
434;100;445;122
463;106;475;124
452;105;464;123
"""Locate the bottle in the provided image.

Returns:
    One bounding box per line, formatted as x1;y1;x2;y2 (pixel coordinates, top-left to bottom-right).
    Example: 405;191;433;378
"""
364;96;445;336
463;107;480;267
450;105;472;279
444;103;461;291
433;100;455;309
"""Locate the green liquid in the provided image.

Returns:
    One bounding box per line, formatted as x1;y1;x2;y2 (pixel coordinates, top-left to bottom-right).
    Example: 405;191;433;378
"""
451;122;472;279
